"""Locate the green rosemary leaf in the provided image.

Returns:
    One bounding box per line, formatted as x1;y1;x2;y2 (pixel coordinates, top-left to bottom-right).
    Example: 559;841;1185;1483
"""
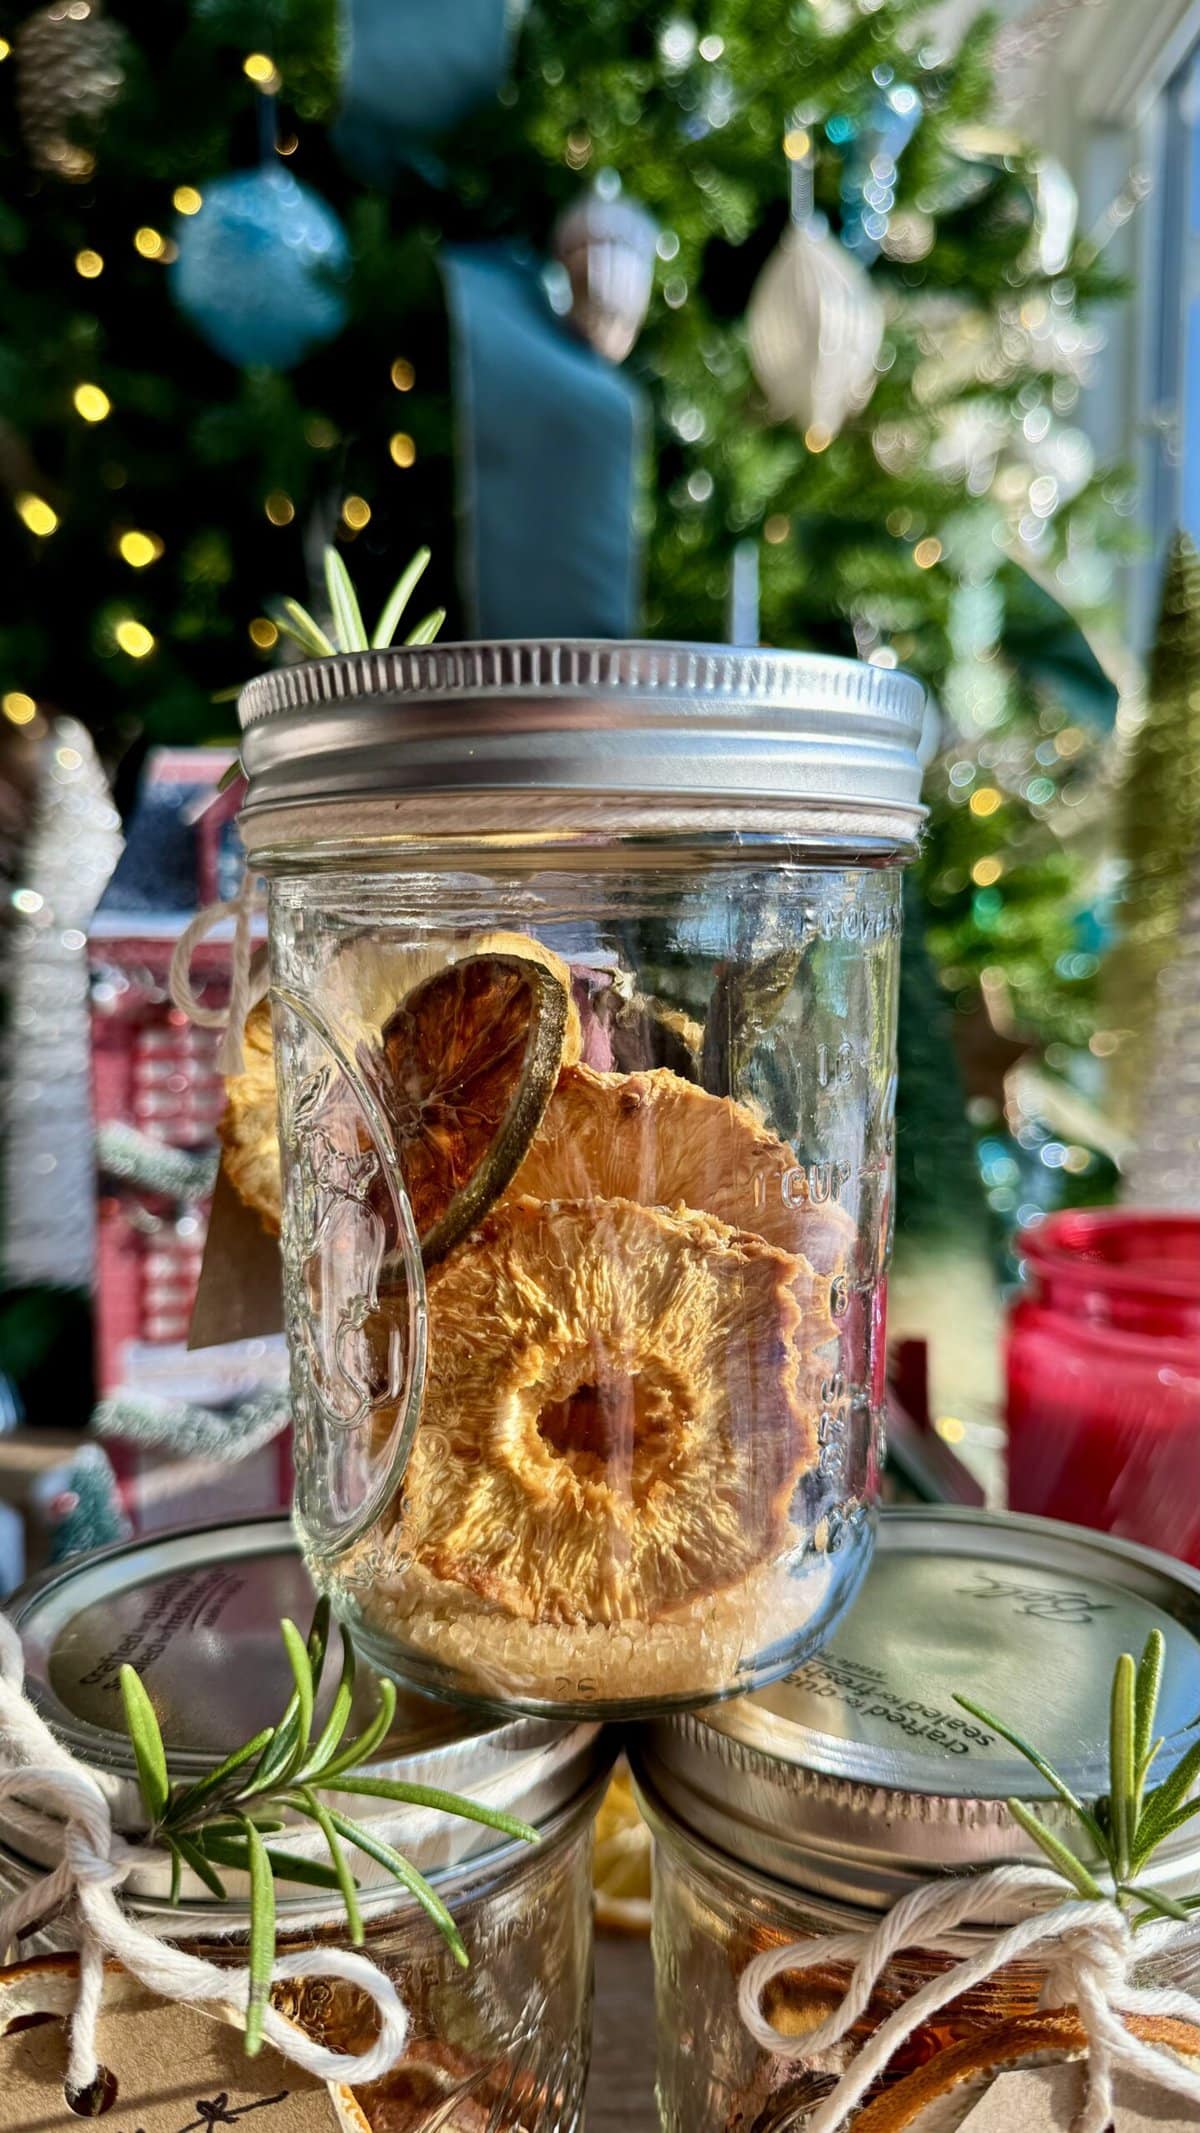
329;1774;538;1845
324;547;368;653
295;1630;356;1782
372;546;430;648
1134;1632;1165;1772
305;1596;331;1687
319;1677;397;1782
1133;1794;1200;1865
243;1820;275;2057
168;1830;229;1902
268;597;335;658
196;1816;286;1840
168;1837;182;1907
120;1666;170;1827
198;1833;342;1890
1004;1798;1105;1900
327;1808;468;1968
1110;1653;1137;1879
279;1619;315;1768
1139;1738;1200;1842
293;1788;364;1946
1121;1880;1190;1924
165;1728;276;1829
404;606;446;647
218;757;244;792
953;1695;1107;1851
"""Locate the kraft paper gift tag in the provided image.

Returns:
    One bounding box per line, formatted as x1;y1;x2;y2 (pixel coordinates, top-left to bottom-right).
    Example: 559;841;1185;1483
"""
188;1164;284;1348
957;2062;1200;2133
0;1956;364;2132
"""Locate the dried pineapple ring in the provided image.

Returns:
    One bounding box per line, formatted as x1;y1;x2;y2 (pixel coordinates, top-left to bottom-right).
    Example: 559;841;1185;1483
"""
506;1061;854;1279
218;931;580;1246
386;1194;822;1626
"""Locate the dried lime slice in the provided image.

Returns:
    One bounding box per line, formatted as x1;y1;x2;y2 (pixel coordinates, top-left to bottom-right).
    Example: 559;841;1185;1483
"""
378;945;576;1265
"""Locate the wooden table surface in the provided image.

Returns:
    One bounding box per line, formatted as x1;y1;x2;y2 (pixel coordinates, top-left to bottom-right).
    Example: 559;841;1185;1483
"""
588;1933;658;2130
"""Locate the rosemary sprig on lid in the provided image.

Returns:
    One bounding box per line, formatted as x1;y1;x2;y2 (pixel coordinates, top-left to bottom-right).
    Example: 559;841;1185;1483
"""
955;1629;1200;1929
119;1597;537;2055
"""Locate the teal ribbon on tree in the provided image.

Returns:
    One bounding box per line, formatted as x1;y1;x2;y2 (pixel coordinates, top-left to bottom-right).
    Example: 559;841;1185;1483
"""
336;0;524;178
441;244;642;638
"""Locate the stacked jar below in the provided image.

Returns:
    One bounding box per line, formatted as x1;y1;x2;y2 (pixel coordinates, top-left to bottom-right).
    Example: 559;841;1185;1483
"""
631;1507;1200;2132
0;1520;612;2132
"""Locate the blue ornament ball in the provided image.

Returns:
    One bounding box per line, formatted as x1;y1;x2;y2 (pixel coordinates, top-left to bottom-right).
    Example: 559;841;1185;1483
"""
171;168;350;370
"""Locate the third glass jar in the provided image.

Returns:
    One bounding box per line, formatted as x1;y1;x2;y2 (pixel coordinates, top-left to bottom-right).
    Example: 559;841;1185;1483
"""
234;642;926;1716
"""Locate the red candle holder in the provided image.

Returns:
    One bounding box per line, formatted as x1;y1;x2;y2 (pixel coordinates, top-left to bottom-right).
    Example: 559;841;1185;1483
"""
1006;1210;1200;1565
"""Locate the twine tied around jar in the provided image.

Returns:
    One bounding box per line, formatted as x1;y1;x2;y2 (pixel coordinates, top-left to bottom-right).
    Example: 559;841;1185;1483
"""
168;868;268;1077
737;1861;1200;2133
0;1611;412;2096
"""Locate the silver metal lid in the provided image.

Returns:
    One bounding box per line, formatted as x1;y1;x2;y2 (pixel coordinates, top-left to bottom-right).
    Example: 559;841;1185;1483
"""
3;1519;607;1920
237;640;925;849
632;1509;1200;1912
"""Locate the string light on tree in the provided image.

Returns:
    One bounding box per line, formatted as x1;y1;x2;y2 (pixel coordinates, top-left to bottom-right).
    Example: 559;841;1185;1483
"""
117;529;162;567
16;493;58;536
73;382;110;422
389;433;416;467
74;246;102;276
341;495;371;530
2;693;37;725
134;226;165;259
248;616;278;649
114;619;154;657
242;51;280;91
390;358;415;391
264;491;294;525
172;185;202;215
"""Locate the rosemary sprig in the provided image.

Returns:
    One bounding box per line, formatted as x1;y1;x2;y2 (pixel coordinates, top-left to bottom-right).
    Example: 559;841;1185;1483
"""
218;543;446;786
955;1629;1200;1928
118;1597;537;2055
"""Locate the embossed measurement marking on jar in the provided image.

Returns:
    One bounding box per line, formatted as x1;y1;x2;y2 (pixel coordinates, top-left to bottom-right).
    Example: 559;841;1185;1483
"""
810;898;901;942
817;1370;853;1489
783;1159;853;1207
815;1039;868;1088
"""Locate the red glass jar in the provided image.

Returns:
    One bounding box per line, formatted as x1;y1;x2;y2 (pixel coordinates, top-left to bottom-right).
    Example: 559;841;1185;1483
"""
1006;1210;1200;1563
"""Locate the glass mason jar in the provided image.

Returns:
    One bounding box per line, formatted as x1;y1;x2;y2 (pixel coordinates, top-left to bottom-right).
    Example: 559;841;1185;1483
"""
0;1520;610;2132
235;642;925;1717
630;1507;1200;2132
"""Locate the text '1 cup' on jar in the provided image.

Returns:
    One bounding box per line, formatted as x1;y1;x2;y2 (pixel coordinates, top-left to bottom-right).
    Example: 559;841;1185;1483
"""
0;1520;612;2132
231;641;926;1717
630;1507;1200;2133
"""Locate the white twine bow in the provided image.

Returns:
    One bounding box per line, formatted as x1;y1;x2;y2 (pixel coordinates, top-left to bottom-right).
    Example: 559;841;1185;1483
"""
737;1862;1200;2133
0;1612;411;2096
168;868;267;1077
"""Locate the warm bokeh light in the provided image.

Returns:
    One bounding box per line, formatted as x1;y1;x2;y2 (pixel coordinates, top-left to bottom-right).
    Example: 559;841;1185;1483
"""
243;52;280;90
803;424;831;453
389;432;416;467
2;692;36;725
390;357;415;391
249;617;279;649
971;856;1004;886
783;127;811;160
75;249;104;278
763;514;791;544
969;787;1003;818
173;186;203;215
16;494;58;536
913;536;943;568
264;491;295;525
73;383;111;422
341;495;371;530
118;530;162;568
0;39;10;60
115;620;155;658
134;227;166;259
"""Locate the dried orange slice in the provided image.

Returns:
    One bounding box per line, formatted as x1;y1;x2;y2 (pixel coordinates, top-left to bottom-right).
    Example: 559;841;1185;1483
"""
218;932;579;1255
506;1063;853;1282
593;1763;652;1933
219;998;283;1235
382;1194;820;1626
376;944;577;1265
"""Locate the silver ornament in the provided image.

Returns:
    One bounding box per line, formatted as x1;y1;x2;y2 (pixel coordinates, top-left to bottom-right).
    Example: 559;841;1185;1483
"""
747;224;885;442
15;0;125;180
551;191;659;363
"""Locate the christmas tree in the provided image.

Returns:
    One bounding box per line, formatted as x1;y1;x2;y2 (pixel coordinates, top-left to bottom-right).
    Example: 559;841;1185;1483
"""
0;0;1130;1275
1104;531;1200;1131
1123;844;1200;1211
